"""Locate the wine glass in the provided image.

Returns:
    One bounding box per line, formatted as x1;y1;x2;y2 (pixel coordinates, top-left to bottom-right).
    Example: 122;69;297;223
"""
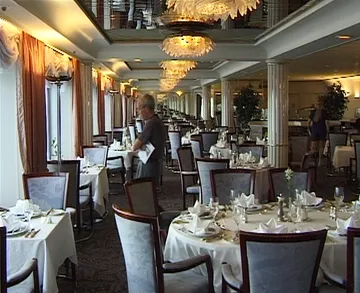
334;186;344;208
232;206;242;241
230;190;237;207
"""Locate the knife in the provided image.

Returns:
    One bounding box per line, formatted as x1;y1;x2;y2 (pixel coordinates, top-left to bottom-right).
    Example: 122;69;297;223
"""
28;229;41;238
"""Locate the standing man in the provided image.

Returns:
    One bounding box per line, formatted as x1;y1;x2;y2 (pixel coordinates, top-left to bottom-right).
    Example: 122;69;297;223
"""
132;94;165;189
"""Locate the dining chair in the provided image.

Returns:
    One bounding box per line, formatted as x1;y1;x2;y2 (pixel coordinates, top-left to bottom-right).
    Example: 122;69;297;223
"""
210;169;256;205
106;155;126;194
136;119;143;133
237;145;264;163
0;227;40;293
221;229;327;293
177;147;200;209
22;172;69;211
47;160;94;242
190;135;204;159
196;158;230;205
168;131;181;170
93;135;108;146
113;206;215;293
129;124;137;144
269;168;311;202
124;178;179;232
200;131;219;155
289;136;310;170
349;134;360;146
82;145;108;166
130;155;140;181
347;227;360;293
328;132;348;174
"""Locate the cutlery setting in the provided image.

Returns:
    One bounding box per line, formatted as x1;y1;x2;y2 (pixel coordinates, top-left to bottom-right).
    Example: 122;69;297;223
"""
24;229;41;238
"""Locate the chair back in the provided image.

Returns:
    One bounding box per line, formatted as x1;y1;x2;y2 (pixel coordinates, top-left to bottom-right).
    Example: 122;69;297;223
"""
200;132;219;153
82;146;108;166
239;230;327;293
177;147;197;191
113;206;163;293
47;160;80;211
23;172;69;211
350;134;360;146
269;168;310;202
210;169;255;205
168;131;181;160
0;226;5;293
249;125;264;141
180;125;193;137
237;145;264;162
355;141;360;183
190;135;203;159
347;227;360;293
130;155;140;181
196;158;229;205
129;124;137;144
93;135;108;146
136;120;144;133
328;132;348;161
113;129;123;143
124;178;159;217
290;136;309;163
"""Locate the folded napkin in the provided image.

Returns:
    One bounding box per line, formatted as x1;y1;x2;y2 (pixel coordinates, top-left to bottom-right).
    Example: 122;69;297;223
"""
188;200;206;216
256;137;266;145
300;191;322;206
239;152;250;162
216;140;226;148
236;193;255;208
259;157;269;167
0;214;21;232
110;140;121;150
257;218;288;234
9;199;41;215
188;217;220;236
336;214;360;235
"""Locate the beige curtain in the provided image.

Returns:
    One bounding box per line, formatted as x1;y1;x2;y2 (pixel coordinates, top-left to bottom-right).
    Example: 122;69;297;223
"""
17;32;46;173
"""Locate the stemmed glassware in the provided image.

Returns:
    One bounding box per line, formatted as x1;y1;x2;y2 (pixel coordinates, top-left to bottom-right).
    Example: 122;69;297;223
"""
232;206;242;241
334;186;344;209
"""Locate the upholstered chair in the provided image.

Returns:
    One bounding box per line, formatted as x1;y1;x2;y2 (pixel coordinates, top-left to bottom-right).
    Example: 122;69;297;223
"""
289;136;310;170
200;132;219;154
113;206;214;293
328;132;348;172
237;145;264;163
0;227;40;293
93;135;108;146
82;146;108;166
196;158;229;205
22;172;69;211
269;168;311;202
221;230;327;293
177;147;200;209
190;135;204;159
136;119;143;133
168;131;181;170
210;169;255;205
129;124;137;144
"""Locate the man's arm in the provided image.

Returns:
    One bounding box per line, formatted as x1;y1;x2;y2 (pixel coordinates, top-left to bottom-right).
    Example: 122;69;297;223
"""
132;138;144;151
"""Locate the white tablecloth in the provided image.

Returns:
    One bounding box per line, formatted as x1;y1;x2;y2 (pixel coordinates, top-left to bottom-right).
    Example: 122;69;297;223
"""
332;146;354;169
108;149;138;170
164;208;349;293
7;213;77;293
209;145;231;159
80;166;109;216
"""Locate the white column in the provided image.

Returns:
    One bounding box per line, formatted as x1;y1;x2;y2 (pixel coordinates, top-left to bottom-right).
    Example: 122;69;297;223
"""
221;79;233;128
80;62;93;145
180;95;185;113
267;60;289;168
121;93;127;126
114;82;122;127
202;85;211;121
267;0;289;28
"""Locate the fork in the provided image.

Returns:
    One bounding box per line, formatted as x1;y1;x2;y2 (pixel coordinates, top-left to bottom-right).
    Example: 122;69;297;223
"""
28;229;41;238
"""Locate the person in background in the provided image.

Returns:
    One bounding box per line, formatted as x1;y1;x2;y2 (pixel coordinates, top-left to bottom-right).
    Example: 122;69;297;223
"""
132;94;165;190
308;98;327;166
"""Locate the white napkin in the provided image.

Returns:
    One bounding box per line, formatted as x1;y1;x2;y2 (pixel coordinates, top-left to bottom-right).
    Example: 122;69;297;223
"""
236;193;255;208
195;221;220;236
216;140;226;148
336;214;360;235
188;200;206;216
0;214;21;232
188;214;201;233
9;200;41;215
300;191;322;206
259;157;269;167
257;218;288;234
256;137;266;145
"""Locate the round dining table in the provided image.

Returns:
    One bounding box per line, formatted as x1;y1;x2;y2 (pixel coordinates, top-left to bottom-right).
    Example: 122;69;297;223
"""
164;206;349;293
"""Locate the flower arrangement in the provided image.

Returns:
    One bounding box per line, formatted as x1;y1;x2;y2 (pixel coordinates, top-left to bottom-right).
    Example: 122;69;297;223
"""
285;167;294;183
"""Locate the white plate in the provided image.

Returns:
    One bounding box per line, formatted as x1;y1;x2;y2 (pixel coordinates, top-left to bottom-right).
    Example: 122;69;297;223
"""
12;210;42;219
6;222;28;236
237;204;263;212
49;209;65;216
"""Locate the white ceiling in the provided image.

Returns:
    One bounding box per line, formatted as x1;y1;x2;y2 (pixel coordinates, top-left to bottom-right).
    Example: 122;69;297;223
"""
0;0;360;91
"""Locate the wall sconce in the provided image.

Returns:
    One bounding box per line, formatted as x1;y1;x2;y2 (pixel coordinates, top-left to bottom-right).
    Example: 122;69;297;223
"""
355;95;360;99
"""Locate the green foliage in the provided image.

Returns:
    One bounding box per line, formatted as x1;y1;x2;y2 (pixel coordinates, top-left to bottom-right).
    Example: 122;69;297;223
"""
319;83;349;120
234;84;262;130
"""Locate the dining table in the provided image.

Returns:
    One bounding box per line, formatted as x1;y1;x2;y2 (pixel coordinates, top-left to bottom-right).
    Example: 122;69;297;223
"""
332;145;354;169
164;205;349;293
7;212;77;293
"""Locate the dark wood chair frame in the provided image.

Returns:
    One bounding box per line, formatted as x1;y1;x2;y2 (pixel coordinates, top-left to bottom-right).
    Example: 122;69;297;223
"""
112;206;215;293
210;169;256;202
347;227;360;293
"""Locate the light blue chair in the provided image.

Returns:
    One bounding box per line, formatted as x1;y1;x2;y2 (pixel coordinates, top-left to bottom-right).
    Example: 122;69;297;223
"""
237;145;264;163
210;169;255;205
113;206;215;293
82;145;108;166
196;158;229;205
22;172;69;211
200;131;219;154
190;135;204;159
221;230;327;293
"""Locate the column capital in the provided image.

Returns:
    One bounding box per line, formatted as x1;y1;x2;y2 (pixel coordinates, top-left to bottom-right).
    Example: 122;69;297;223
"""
266;59;290;65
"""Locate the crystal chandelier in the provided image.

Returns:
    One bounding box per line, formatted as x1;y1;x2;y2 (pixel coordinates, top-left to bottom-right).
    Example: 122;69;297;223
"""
167;0;260;20
159;78;179;92
161;32;214;58
160;60;197;79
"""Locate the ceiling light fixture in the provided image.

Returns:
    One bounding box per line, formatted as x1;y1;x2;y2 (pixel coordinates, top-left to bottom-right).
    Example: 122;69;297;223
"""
161;32;214;58
134;58;142;62
159;78;179;92
167;0;260;21
336;35;351;40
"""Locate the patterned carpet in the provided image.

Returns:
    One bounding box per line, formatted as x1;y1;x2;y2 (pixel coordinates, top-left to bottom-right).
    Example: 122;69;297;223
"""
57;163;356;293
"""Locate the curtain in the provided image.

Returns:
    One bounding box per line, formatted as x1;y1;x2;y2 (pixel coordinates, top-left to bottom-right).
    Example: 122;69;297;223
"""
0;20;19;69
97;71;105;135
72;58;83;156
45;46;73;79
17;32;46;173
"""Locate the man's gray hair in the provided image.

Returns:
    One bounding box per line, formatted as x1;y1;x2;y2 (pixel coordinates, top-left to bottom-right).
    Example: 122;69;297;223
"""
142;94;155;111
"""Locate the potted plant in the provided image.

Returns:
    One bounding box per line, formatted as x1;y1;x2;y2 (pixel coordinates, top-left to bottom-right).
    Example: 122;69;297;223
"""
234;84;262;131
319;82;349;120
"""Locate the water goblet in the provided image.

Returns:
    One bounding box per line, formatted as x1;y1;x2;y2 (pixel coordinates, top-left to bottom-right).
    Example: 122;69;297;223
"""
334;186;344;208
